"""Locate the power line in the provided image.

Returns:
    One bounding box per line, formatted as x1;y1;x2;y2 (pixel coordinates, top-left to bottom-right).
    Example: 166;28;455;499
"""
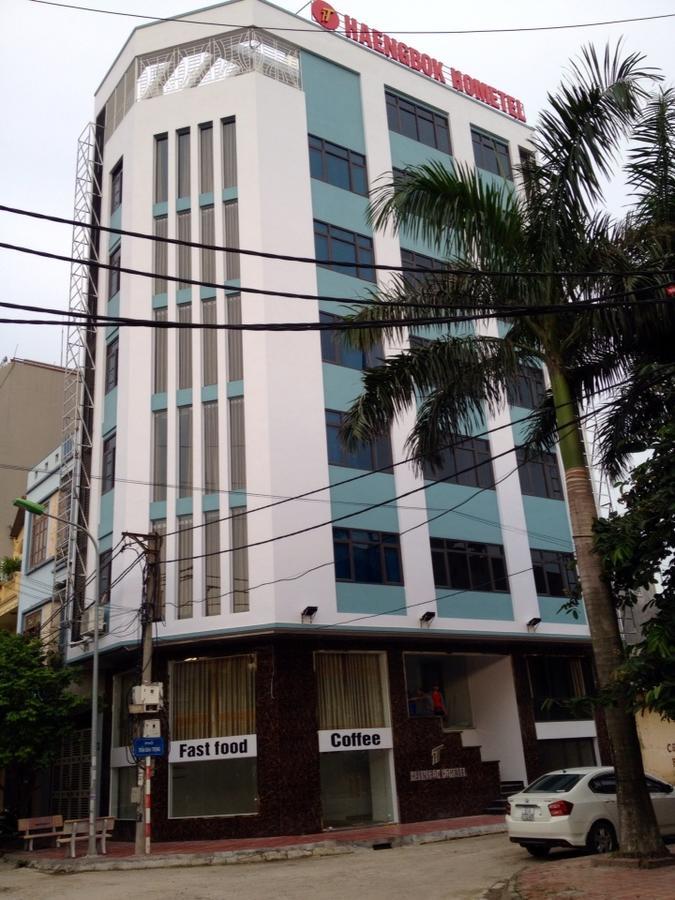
1;203;670;281
24;1;675;36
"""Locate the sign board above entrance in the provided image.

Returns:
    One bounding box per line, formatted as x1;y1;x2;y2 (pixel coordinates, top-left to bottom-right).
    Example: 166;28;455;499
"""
168;734;257;763
318;728;393;752
310;3;527;122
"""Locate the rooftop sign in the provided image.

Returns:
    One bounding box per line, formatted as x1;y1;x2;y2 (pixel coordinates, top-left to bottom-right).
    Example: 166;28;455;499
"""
310;2;526;122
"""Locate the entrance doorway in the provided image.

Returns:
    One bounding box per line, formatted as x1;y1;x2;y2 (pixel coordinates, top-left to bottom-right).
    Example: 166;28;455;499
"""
320;749;394;828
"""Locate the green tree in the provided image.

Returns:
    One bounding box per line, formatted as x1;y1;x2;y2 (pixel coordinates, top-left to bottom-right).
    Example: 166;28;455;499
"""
341;45;673;856
0;631;85;769
594;425;675;718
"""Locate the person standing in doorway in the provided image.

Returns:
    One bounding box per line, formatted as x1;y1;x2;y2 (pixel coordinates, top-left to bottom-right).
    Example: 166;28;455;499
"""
431;685;446;718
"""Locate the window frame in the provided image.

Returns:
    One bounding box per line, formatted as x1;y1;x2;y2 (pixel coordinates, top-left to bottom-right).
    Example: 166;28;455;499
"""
430;538;509;593
517;449;564;500
177;128;191;199
110;160;123;214
333;527;403;586
314;220;376;282
108;245;121;299
531;548;578;597
385;91;451;154
154;133;169;204
308;134;368;196
325;409;392;472
104;337;119;394
102;432;116;494
320;312;382;369
471;128;513;180
422;435;494;489
507;365;546;409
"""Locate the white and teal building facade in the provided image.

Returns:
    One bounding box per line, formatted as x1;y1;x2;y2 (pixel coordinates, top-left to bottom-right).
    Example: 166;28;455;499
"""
55;0;609;838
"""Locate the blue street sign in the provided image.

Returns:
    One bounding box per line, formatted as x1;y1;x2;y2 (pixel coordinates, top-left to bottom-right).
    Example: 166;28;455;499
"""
133;736;165;757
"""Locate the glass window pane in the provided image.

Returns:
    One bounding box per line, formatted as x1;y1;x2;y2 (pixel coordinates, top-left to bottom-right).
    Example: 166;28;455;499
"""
326;153;351;190
448;551;470;589
171;758;257;818
334;540;351;580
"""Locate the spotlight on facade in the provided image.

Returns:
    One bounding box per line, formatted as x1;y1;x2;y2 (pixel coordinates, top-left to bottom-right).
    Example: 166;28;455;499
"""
301;605;318;623
419;611;436;626
526;617;542;632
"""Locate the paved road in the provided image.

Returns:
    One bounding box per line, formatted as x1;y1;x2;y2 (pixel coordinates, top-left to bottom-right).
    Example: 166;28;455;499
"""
0;834;527;900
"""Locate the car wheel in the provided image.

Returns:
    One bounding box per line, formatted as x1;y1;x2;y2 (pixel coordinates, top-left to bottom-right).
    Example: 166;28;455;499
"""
525;845;550;858
586;820;617;854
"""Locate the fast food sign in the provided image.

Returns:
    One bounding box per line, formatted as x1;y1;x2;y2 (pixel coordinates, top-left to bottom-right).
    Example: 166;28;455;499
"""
310;2;526;122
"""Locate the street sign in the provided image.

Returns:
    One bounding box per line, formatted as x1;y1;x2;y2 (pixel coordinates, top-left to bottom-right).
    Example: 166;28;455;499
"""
132;736;165;757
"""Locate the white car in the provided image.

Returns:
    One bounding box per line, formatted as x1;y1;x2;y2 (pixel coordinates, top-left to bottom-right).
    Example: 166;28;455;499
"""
506;766;675;857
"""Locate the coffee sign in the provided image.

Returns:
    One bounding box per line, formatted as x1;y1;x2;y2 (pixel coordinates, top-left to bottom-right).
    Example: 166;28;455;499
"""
318;728;393;752
168;735;257;762
310;3;526;122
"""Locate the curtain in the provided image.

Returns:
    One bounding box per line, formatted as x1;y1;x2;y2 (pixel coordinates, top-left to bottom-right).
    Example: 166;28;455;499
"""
172;656;255;739
316;653;387;730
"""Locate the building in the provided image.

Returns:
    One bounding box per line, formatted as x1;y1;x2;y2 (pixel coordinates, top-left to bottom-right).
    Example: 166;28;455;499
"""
41;0;609;837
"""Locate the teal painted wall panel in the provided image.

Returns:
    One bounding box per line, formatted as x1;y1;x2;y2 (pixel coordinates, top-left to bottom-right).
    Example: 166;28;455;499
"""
229;490;247;508
153;201;168;218
176;497;193;516
227;380;244;398
98;491;114;538
151;392;168;411
522;496;572;551
99;533;113;553
222;187;238;202
538;595;587;625
389;130;453;172
176;288;191;304
176;388;193;407
150;500;167;520
311;179;371;235
152;292;168;309
202;494;220;512
322;363;365;411
425;482;502;543
436;588;513;620
199;191;214;207
108;207;122;251
329;466;399;532
316;266;374;316
176;197;191;212
102;388;118;436
336;583;407;615
302;52;365;153
201;384;218;402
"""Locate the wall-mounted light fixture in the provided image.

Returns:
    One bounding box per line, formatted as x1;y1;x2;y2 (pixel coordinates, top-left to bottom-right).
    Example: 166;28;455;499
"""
420;610;436;626
301;605;318;623
526;617;542;632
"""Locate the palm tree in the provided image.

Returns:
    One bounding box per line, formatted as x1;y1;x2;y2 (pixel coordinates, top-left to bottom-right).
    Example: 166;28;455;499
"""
341;46;672;856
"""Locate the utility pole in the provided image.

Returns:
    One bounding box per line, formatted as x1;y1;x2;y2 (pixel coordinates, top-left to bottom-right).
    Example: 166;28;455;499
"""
123;531;162;856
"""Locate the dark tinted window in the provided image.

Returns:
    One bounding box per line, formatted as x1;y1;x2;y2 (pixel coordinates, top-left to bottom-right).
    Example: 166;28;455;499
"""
108;246;121;299
308;135;368;196
314;220;375;282
105;338;119;394
431;539;508;592
508;365;546;409
326;410;392;472
111;161;123;213
471;129;512;179
517;449;563;500
386;92;451;154
320;313;382;369
531;549;578;597
333;528;403;585
423;436;494;489
524;773;584;793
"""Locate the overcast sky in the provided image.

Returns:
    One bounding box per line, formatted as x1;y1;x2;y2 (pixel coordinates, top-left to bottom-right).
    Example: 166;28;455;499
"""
0;0;672;365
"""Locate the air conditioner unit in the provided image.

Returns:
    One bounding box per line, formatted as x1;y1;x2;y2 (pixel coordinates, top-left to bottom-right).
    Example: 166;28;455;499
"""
80;604;106;638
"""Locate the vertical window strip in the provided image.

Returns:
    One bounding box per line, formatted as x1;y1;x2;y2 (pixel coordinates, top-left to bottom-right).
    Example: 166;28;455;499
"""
203;401;220;493
153;216;168;295
221;118;237;189
153;308;168;393
200;205;216;285
154;520;166;620
227;293;243;381
177;516;193;619
152;410;167;502
177;129;191;199
231;509;249;612
199;123;214;194
154;134;168;203
178;304;192;389
204;511;221;616
201;298;218;386
177;211;192;289
223;201;240;280
229;397;246;490
178;406;193;498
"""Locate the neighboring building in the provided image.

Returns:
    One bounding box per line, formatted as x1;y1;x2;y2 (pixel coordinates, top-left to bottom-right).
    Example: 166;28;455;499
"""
0;508;23;633
52;0;607;838
0;358;67;557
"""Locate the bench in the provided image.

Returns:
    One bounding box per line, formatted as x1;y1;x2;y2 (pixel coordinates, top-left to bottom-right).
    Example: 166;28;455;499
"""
17;815;64;851
57;817;116;858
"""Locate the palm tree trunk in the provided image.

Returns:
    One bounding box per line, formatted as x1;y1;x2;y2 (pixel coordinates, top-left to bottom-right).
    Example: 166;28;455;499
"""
549;366;665;857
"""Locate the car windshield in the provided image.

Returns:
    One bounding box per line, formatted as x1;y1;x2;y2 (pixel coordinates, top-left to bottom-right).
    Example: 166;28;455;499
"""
524;773;584;794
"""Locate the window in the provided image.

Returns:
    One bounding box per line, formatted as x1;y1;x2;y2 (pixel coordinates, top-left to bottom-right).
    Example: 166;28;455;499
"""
102;433;116;493
204;512;221;616
386;91;451;153
200;205;216;284
108;246;121;298
110;161;123;213
227;294;243;381
201;298;217;386
531;549;578;597
152;410;167;502
23;609;42;640
178;407;192;497
203;401;219;493
423;436;494;489
199;123;213;194
231;508;249;613
507;365;546;409
177;516;193;618
471;129;512;179
229;397;246;490
223;201;240;280
178;304;192;389
320;312;382;369
308;135;368;195
153;308;167;393
177;211;192;289
221;118;237;189
527;655;593;721
538;738;596;773
154;134;168;203
170;656;256;818
517;449;563;500
153;216;168;295
316;652;388;729
99;549;113;604
400;248;447;288
154;520;166;620
404;653;473;728
333;528;403;585
177;129;191;198
104;338;119;393
314;220;375;282
430;539;508;592
518;146;536;197
326;410;392;471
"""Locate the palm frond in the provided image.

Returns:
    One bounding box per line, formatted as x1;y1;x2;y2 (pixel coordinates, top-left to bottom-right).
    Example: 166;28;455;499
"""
625;87;675;229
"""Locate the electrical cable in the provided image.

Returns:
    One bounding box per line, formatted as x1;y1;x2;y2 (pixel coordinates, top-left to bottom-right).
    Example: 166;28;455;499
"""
24;1;675;36
1;203;670;281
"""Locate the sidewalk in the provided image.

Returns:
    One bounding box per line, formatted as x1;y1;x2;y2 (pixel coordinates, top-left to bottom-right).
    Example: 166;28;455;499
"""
5;814;506;872
514;847;675;900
